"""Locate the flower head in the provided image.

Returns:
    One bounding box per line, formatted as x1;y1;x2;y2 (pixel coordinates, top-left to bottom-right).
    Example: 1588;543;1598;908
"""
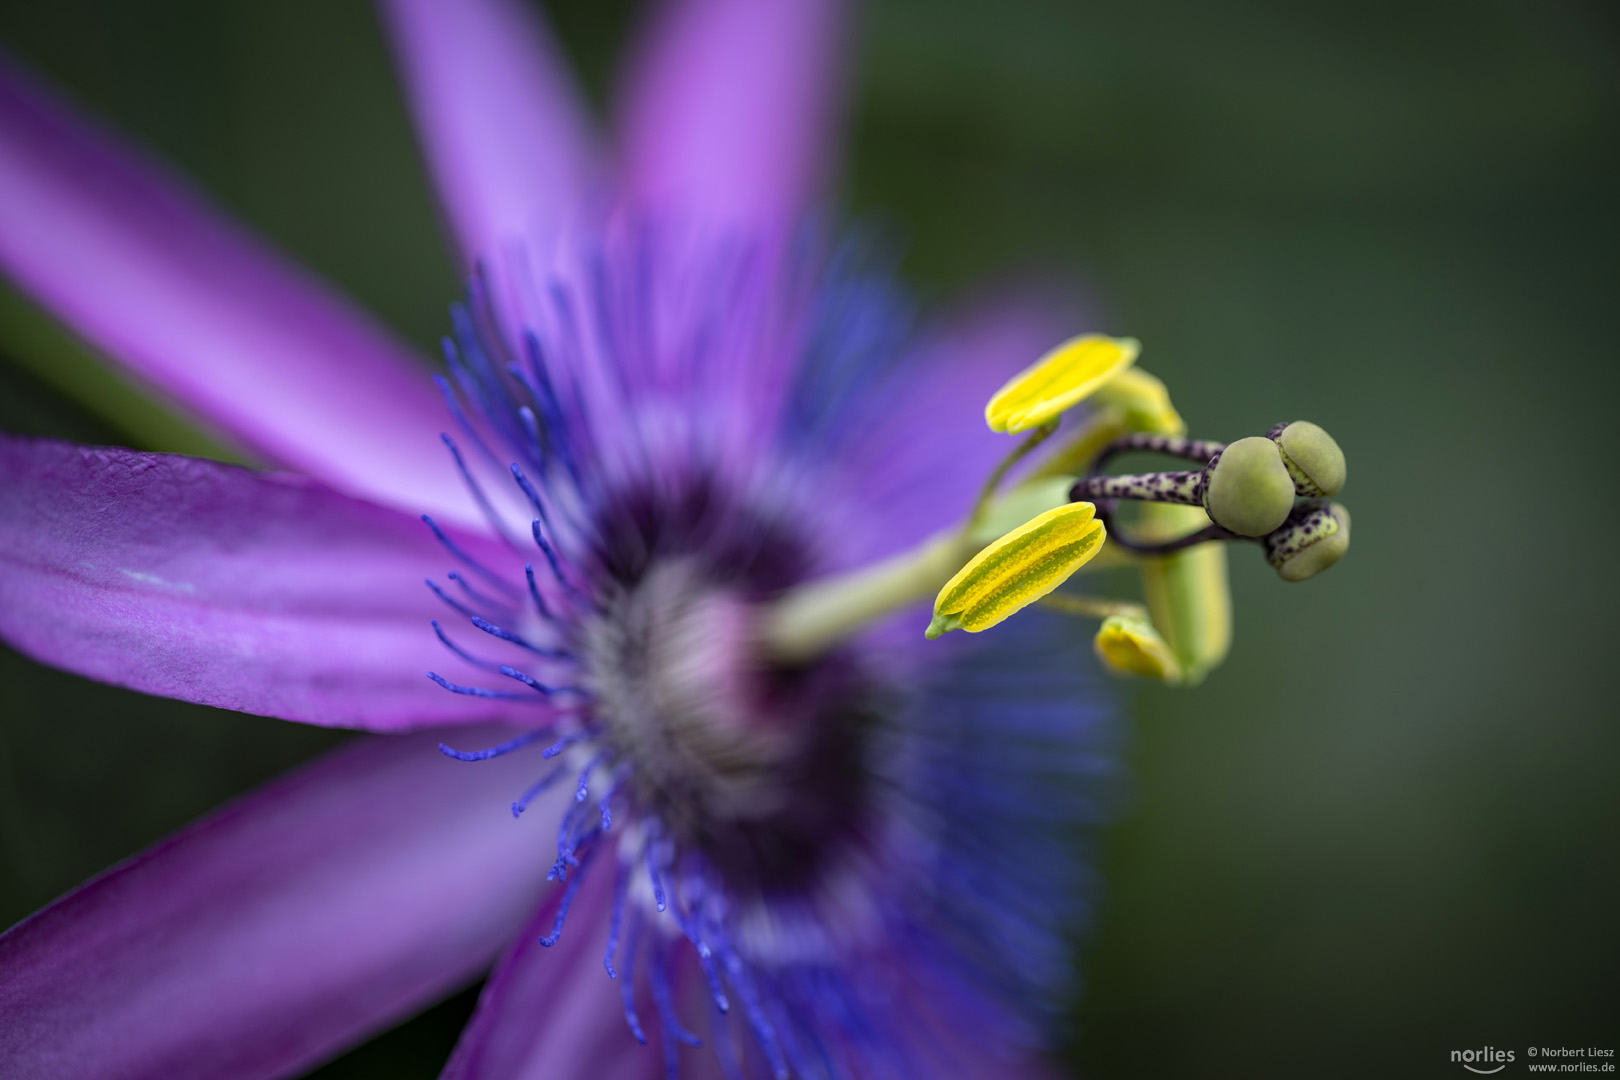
0;2;1351;1077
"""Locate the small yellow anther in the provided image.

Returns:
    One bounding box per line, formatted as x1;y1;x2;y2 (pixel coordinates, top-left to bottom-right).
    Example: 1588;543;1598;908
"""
928;502;1107;638
1089;366;1186;436
1094;614;1184;682
985;334;1140;434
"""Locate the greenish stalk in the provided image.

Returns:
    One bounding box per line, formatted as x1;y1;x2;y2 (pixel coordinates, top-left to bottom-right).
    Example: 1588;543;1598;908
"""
1028;408;1128;480
1039;593;1148;621
760;504;1132;662
1138;503;1232;685
762;415;1154;662
962;421;1056;535
760;531;975;663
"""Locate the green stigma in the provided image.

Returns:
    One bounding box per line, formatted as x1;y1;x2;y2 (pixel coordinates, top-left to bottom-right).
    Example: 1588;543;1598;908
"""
1265;501;1351;582
1272;420;1347;497
1203;437;1297;537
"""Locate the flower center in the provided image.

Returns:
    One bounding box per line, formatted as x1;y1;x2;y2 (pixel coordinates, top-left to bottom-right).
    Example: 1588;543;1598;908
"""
582;532;875;899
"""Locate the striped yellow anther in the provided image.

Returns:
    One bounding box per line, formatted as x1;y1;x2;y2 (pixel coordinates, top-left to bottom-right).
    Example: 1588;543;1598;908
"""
1089;366;1186;436
985;334;1141;434
927;502;1107;638
1094;615;1183;682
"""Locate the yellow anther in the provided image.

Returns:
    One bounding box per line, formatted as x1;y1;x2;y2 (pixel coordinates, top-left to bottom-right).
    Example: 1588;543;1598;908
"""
927;502;1107;638
985;334;1140;434
1139;504;1232;686
1094;614;1183;682
1089;366;1186;436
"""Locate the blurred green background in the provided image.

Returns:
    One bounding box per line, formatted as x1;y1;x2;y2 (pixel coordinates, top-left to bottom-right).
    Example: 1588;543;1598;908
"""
0;1;1616;1076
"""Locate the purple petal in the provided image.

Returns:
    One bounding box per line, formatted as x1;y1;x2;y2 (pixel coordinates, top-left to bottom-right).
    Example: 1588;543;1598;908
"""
0;437;535;731
0;56;483;528
442;859;658;1080
0;725;560;1080
379;0;598;272
617;0;853;230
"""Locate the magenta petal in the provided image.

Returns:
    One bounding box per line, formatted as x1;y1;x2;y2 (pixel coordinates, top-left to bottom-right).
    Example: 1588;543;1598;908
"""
618;0;852;231
0;437;532;730
379;0;598;272
0;57;485;528
442;860;658;1080
0;726;557;1080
